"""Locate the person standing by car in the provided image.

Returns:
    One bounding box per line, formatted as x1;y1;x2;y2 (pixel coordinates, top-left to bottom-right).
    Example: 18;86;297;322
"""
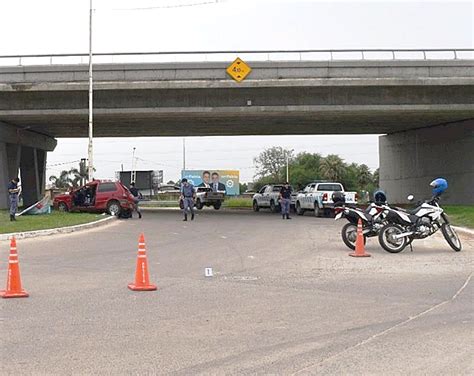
279;182;292;220
8;177;21;221
129;182;142;219
180;178;195;221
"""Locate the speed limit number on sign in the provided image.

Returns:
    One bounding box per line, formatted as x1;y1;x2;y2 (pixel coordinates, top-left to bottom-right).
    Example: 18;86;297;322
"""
226;57;252;82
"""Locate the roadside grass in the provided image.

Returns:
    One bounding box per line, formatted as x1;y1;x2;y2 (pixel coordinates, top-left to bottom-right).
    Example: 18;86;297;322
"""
443;206;474;229
0;210;105;234
223;197;252;208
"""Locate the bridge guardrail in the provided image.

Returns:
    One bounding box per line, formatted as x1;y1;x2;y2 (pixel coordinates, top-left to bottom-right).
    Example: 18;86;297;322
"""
0;49;473;66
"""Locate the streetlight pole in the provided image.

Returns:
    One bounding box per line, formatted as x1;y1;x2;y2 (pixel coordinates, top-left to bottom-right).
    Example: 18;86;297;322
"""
182;138;186;171
87;0;94;181
131;147;136;184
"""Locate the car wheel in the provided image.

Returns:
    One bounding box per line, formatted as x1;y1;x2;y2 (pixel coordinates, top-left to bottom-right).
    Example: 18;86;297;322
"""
195;199;203;210
107;200;121;216
314;203;321;217
58;202;69;212
253;200;260;212
213;202;222;210
296;202;304;216
270;200;277;213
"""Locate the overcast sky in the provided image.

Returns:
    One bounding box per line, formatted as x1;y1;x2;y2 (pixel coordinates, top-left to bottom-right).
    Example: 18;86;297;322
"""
1;0;472;183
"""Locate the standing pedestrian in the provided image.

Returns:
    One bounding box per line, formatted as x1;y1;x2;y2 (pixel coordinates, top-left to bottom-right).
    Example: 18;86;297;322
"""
279;182;292;220
180;178;195;221
8;177;20;221
129;182;142;219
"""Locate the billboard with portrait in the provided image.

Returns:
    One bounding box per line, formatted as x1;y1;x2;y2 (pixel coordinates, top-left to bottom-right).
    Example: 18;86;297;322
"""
181;170;240;196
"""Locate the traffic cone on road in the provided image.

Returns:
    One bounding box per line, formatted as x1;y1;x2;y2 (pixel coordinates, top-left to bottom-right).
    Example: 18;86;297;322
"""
349;219;371;257
128;233;157;291
0;237;29;298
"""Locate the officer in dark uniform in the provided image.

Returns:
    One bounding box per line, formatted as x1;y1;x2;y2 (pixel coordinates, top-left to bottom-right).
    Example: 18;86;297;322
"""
129;182;143;219
180;178;195;221
279;182;292;220
8;177;20;221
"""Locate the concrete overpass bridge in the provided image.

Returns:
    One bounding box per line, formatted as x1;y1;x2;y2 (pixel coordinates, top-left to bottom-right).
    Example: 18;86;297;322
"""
0;49;473;208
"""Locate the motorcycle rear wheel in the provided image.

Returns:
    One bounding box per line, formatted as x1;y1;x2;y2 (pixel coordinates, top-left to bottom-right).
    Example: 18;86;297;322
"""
378;224;408;253
441;223;462;252
341;223;366;251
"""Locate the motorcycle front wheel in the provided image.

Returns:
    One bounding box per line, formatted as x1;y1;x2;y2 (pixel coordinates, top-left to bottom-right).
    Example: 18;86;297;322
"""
378;224;408;253
341;222;366;251
441;223;462;252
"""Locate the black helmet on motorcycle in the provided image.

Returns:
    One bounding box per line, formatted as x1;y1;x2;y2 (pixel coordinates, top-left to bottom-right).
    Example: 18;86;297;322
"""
332;191;346;206
373;190;387;204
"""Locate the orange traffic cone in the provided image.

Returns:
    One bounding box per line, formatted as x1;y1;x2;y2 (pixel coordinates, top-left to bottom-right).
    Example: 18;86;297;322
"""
349;219;371;257
0;237;29;298
128;233;157;291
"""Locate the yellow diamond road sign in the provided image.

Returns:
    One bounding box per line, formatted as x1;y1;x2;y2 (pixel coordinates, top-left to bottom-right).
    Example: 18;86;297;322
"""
226;58;252;82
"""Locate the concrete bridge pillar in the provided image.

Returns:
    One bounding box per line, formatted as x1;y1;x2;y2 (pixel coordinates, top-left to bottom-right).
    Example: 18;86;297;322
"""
0;123;56;209
379;120;474;205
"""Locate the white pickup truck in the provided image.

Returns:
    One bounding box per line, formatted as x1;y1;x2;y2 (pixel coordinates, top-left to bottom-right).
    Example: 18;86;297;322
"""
295;182;357;217
252;184;297;213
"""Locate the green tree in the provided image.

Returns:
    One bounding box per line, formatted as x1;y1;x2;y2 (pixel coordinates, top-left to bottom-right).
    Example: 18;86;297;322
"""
49;170;74;189
254;146;294;182
357;164;372;190
319;154;346;181
372;168;379;187
289;152;323;189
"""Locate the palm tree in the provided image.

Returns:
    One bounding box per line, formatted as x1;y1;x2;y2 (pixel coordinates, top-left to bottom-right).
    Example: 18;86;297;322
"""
357;164;372;189
320;155;346;181
49;170;74;189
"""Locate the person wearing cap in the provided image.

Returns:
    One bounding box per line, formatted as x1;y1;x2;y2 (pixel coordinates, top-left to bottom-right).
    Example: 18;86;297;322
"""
8;177;20;221
129;182;143;219
279;182;292;220
180;178;196;221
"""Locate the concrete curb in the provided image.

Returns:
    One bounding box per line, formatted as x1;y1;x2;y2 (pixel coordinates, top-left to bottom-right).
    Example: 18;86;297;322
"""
453;226;474;237
0;215;117;241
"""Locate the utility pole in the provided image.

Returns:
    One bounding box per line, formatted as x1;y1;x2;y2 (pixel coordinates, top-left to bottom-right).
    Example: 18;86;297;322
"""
131;147;136;184
182;138;186;171
87;0;94;181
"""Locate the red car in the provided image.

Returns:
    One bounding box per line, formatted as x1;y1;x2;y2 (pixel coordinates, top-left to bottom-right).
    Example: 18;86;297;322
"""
53;180;135;216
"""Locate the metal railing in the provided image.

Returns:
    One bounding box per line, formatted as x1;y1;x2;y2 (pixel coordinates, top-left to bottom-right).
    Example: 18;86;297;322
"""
0;48;473;66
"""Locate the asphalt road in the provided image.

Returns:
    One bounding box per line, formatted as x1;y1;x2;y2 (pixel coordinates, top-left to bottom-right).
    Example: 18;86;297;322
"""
1;209;473;375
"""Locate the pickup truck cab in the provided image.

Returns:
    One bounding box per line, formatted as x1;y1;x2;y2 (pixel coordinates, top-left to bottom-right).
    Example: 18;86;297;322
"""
252;184;296;213
295;182;357;217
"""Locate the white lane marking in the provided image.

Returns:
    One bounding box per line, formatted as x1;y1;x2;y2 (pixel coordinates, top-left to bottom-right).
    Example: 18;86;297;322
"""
248;255;255;259
220;236;227;239
291;272;473;375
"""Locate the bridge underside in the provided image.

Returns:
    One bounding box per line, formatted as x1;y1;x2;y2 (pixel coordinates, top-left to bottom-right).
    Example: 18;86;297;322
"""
0;84;472;137
0;60;473;207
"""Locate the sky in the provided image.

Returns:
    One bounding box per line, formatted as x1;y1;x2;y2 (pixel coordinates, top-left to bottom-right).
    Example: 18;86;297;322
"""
1;0;473;183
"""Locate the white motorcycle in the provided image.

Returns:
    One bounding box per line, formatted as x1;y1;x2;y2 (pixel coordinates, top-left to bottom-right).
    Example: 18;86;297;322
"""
378;195;462;253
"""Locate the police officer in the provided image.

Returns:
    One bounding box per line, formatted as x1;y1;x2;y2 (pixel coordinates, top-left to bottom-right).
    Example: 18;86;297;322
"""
180;178;195;221
129;182;143;219
8;177;20;221
279;182;292;220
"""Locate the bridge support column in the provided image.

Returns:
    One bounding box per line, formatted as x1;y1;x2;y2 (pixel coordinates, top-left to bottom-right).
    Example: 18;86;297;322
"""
379;120;474;205
0;122;56;209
